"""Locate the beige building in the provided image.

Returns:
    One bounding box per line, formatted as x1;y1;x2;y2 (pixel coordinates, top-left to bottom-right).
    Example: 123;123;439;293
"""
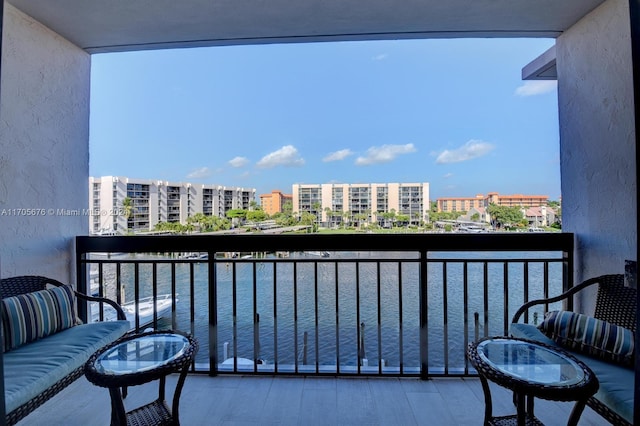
437;192;549;213
89;176;255;234
292;182;429;227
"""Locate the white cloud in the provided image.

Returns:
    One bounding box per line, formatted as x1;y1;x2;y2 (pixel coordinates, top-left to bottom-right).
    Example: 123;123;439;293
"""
257;145;305;168
229;156;250;168
186;167;212;179
355;144;416;166
515;81;557;97
373;53;388;61
443;173;454;179
323;149;353;162
435;140;495;164
355;143;417;166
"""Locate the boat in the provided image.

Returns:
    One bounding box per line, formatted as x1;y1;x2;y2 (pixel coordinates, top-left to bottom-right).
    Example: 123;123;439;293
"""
91;293;176;329
528;227;545;232
182;252;208;260
307;251;330;257
220;341;266;368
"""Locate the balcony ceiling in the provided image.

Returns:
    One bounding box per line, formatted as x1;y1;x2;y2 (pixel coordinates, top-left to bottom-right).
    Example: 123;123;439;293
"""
8;0;605;53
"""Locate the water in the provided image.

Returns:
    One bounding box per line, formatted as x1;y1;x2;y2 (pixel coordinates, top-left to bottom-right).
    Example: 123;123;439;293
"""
88;251;566;373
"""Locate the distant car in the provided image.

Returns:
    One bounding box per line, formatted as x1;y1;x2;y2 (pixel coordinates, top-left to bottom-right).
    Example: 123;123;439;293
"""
528;227;545;232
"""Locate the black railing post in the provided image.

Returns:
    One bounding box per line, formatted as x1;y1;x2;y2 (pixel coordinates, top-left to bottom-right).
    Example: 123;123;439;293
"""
76;252;89;322
419;249;429;380
209;252;218;376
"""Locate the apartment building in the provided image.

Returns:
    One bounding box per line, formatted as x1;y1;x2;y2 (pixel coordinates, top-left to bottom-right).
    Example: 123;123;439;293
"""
292;182;430;227
436;192;549;213
259;190;293;216
89;176;255;234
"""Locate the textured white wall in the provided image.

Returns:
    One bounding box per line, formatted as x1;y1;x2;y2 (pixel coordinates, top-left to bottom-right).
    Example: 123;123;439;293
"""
0;4;90;282
557;0;636;284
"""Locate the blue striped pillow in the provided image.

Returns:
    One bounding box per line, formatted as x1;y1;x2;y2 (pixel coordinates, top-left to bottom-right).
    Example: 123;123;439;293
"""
539;310;635;367
1;285;77;352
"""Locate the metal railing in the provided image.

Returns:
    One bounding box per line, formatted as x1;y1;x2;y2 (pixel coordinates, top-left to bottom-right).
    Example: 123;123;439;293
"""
76;232;574;378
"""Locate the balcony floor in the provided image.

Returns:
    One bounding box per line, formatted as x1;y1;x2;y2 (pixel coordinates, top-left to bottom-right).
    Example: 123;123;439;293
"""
19;374;604;425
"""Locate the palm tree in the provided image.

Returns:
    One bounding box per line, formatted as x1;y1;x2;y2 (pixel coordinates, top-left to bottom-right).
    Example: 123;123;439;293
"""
122;197;133;220
413;211;421;227
342;210;351;228
324;207;333;228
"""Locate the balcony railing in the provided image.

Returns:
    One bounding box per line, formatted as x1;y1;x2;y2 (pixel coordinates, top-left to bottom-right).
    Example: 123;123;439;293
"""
76;232;573;378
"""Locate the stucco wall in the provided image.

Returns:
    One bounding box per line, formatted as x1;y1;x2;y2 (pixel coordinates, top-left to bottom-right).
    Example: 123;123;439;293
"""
0;4;90;282
557;0;637;287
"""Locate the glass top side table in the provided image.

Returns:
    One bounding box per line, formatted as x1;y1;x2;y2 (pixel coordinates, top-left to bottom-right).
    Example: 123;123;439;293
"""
467;337;598;426
85;330;198;426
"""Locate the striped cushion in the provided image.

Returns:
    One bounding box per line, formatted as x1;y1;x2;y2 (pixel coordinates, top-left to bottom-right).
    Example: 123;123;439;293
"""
1;285;77;352
539;310;635;367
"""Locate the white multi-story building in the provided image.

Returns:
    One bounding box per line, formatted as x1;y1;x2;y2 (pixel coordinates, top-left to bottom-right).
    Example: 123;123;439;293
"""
89;176;255;234
292;182;430;227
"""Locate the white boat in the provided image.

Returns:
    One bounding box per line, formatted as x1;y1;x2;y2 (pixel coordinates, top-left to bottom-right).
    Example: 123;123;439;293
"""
91;294;176;329
182;252;208;260
307;251;330;257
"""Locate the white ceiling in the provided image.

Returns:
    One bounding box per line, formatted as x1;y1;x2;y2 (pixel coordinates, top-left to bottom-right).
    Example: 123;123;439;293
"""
7;0;606;53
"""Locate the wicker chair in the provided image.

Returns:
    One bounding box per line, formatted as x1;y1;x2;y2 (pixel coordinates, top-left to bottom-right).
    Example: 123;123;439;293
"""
511;274;635;426
1;275;127;425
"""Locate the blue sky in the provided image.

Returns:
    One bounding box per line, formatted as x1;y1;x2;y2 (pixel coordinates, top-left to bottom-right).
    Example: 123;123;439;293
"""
89;38;559;201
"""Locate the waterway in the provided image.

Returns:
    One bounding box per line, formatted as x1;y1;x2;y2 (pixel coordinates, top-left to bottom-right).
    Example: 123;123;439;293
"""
88;250;565;372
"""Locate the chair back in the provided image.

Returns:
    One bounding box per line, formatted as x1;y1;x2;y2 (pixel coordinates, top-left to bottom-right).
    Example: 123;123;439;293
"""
0;276;66;299
593;274;636;332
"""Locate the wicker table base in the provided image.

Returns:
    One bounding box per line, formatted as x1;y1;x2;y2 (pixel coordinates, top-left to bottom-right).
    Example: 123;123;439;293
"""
489;414;545;426
126;400;173;426
85;330;198;426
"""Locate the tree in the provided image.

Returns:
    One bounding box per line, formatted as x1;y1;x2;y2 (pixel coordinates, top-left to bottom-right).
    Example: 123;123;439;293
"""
342;210;351;228
226;209;247;228
122;197;133;219
412;211;421;226
282;201;293;216
324;207;333;227
396;214;410;227
273;201;296;227
487;204;524;229
246;209;268;222
312;201;322;228
226;209;247;220
332;209;344;228
299;212;317;232
354;212;368;229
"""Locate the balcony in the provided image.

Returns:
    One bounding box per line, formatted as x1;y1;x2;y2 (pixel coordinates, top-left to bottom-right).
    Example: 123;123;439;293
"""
1;0;637;423
79;233;574;378
21;373;606;425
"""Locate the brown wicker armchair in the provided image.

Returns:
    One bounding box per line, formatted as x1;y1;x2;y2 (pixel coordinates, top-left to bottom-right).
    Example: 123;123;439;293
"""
1;275;128;425
511;274;635;426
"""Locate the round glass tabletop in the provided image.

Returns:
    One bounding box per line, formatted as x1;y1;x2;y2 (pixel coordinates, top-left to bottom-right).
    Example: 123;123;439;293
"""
477;338;585;387
93;333;190;376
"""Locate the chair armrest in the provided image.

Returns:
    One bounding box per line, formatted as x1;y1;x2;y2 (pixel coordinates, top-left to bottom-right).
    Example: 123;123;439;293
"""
75;292;127;321
511;275;604;324
43;278;127;321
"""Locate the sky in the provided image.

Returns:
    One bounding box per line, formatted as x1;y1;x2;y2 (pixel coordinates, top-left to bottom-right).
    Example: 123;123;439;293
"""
89;38;560;201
